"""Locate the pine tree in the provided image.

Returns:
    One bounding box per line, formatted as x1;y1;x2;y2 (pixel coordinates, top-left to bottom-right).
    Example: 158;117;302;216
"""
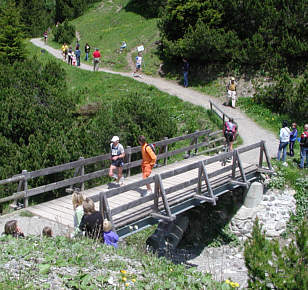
244;218;308;289
0;0;26;64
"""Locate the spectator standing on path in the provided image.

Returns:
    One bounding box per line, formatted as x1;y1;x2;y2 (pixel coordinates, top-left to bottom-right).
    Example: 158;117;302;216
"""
79;198;103;240
109;136;125;186
67;46;73;65
226;77;237;108
133;52;143;77
75;47;81;66
93;48;101;71
299;124;308;169
84;43;90;61
182;58;189;88
43;31;48;44
3;220;24;238
138;135;157;196
76;40;80;50
223;118;237;151
277;120;291;165
103;219;119;248
61;43;68;60
288;123;297;157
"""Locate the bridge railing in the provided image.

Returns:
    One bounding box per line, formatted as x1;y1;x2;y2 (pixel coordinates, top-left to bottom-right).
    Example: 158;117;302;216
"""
209;100;237;126
88;141;273;230
0;129;225;208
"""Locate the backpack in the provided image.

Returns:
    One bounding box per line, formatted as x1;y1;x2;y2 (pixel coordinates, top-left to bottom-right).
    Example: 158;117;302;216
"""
300;131;308;147
146;143;156;155
225;121;236;135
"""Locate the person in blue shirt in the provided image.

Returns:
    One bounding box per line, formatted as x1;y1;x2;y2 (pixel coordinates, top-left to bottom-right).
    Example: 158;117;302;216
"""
103;219;119;248
288;123;297;157
75;48;81;66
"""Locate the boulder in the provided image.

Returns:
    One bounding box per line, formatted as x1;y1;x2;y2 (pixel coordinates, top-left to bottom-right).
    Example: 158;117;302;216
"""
244;182;264;208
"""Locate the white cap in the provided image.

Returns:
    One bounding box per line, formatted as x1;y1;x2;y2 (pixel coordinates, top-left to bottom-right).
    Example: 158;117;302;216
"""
231;77;235;81
111;136;119;142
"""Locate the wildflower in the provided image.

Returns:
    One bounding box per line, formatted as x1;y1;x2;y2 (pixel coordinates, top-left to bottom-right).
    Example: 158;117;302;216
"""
131;279;136;283
234;282;240;287
272;117;274;120
129;226;133;230
225;279;230;284
122;277;127;282
121;270;127;274
230;282;237;288
170;268;173;272
134;225;138;230
125;283;129;287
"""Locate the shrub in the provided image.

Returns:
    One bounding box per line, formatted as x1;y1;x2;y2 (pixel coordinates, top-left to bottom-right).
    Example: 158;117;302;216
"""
254;69;308;123
52;20;75;44
244;219;308;289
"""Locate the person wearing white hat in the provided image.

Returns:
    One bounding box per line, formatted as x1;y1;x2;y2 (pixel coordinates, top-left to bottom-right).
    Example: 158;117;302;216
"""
226;76;237;108
109;136;125;185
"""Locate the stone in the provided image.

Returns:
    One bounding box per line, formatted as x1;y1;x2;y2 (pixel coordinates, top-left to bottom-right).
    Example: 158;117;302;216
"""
244;182;264;208
234;206;258;220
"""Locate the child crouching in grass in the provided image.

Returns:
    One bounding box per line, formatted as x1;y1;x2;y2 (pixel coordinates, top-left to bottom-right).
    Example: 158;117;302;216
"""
42;226;53;237
4;220;24;238
103;219;119;248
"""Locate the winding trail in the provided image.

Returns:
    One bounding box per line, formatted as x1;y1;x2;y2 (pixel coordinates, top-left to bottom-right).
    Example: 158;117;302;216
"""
31;38;278;163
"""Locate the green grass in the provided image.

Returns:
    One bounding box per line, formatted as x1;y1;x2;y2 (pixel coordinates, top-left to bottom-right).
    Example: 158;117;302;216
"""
0;235;230;289
47;0;160;74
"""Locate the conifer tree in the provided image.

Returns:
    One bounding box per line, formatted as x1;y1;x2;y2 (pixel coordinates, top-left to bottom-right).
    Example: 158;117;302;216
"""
0;0;26;64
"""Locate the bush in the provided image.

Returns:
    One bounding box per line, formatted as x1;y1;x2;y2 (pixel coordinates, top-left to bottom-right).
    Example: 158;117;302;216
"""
158;0;308;73
244;219;308;289
254;69;308;123
52;20;75;44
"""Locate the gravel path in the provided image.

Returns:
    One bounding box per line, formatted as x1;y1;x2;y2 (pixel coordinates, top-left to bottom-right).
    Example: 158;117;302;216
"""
30;38;278;163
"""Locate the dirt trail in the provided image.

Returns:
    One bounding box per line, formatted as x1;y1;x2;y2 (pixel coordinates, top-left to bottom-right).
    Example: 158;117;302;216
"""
31;38;279;163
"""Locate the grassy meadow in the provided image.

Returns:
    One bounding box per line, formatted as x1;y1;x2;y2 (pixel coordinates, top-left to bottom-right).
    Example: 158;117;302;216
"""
48;0;161;74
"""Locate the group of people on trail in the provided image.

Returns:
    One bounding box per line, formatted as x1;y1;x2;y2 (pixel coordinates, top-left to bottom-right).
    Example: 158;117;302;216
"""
277;121;308;169
108;135;157;195
61;42;82;67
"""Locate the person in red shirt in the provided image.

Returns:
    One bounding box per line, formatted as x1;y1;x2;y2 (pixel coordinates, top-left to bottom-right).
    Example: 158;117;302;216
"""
92;48;101;71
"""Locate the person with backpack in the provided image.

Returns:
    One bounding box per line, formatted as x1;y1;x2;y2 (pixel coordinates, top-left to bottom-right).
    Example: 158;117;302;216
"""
277;120;291;166
223;118;237;151
299;124;308;169
138;135;157;196
109;136;125;185
288;122;298;157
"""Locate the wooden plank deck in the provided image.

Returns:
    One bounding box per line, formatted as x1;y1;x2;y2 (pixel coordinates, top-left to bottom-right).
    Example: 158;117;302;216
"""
28;155;257;229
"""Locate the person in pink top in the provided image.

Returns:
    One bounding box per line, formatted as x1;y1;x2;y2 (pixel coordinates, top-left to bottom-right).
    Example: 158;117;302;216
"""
93;48;101;71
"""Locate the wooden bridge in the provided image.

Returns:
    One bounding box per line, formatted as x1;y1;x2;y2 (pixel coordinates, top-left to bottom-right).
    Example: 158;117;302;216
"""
0;124;272;238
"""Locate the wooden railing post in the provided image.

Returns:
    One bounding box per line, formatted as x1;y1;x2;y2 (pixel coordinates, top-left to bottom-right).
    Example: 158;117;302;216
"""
80;157;85;191
22;170;29;208
210;101;213;111
223;114;225;126
259;142;264;168
194;130;199;155
126;146;132;177
262;141;273;171
232;150;237;179
163;137;168;166
99;192;104;218
153;175;160;212
197;161;203;194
